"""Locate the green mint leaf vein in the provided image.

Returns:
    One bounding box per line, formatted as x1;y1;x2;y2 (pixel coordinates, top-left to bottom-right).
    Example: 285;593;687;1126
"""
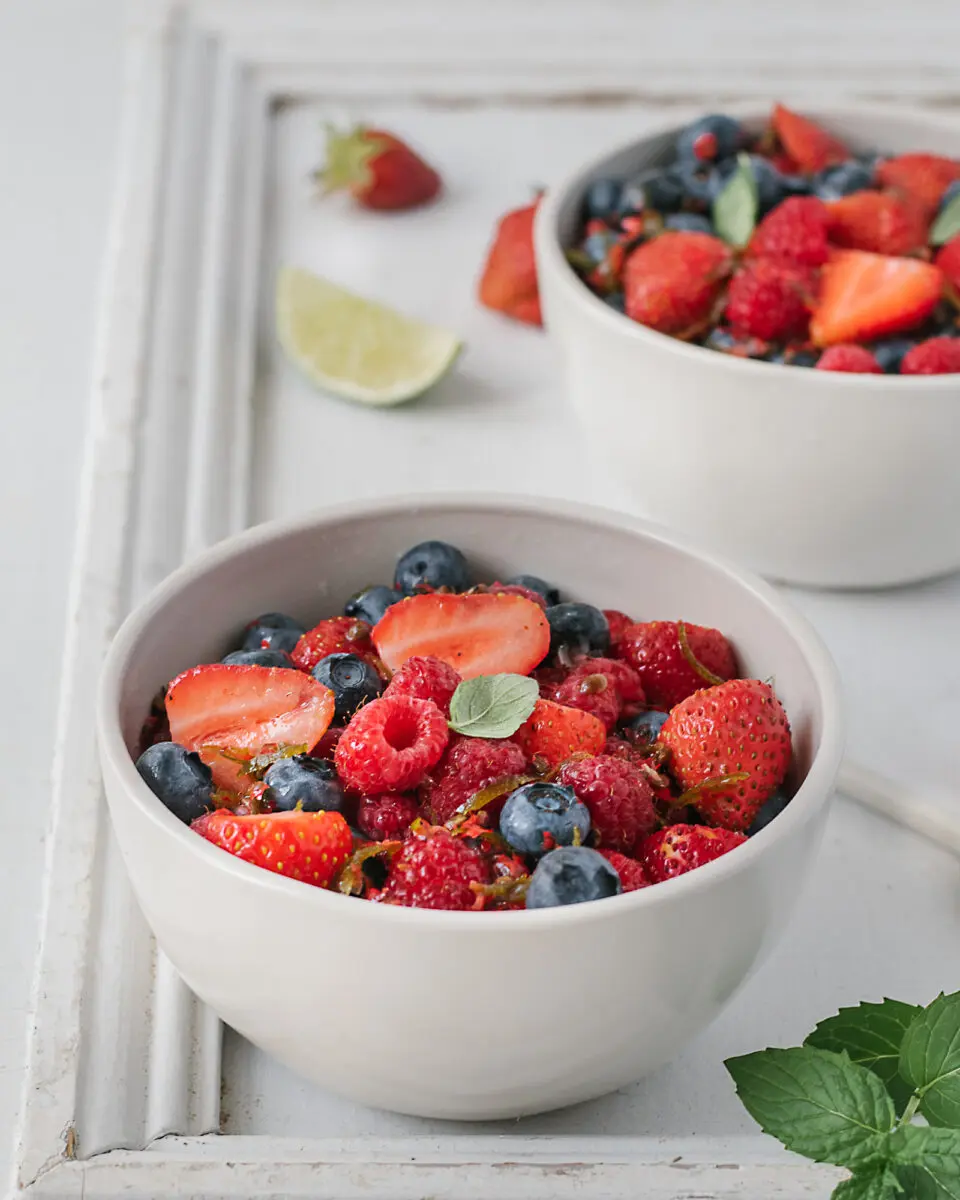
931;191;960;246
899;991;960;1128
807;999;923;1114
713;152;758;247
448;674;539;739
891;1126;960;1200
725;1046;896;1169
832;1166;903;1200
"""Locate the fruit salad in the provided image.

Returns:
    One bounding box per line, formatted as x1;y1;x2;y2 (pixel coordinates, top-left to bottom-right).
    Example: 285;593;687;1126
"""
569;104;960;373
135;540;795;911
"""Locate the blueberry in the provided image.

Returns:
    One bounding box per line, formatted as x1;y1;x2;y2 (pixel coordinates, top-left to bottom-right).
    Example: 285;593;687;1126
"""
526;846;622;908
394;540;470;594
675;158;715;205
871;338;916;373
765;347;821;368
604;291;626;314
583;231;616;264
505;574;560;606
263;755;344;813
628;710;669;744
664;212;714;234
812;160;873;200
546;603;609;657
618;169;684;215
939;180;960;214
344;585;401;626
500;783;591;856
703;328;767;358
222;648;296;669
241;612;305;656
312;652;384;722
136;741;213;824
583;177;623;221
676;114;743;164
747;788;791;835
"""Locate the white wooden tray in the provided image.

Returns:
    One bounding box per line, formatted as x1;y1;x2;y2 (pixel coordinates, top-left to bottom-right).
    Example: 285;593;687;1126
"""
15;2;960;1196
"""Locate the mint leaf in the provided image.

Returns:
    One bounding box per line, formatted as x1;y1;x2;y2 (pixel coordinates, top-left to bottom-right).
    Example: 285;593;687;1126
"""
448;674;539;739
713;152;758;247
807;999;922;1114
931;191;960;246
725;1047;895;1169
833;1167;903;1200
891;1127;960;1199
900;991;960;1127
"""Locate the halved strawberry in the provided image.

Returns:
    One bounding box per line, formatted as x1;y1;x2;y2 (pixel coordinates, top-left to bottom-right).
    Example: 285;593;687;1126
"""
510;698;606;767
771;104;848;172
810;250;944;346
192;808;352;886
166;664;335;791
372;592;549;679
826;191;928;256
876;153;960;217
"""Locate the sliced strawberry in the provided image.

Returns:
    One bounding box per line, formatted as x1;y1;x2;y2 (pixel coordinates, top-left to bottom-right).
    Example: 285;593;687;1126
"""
193;808;353;886
166;664;335;791
826;191;928;256
771;104;848;172
876;153;960;217
810;250;944;346
478;200;542;326
510;698;606;767
372;592;549;679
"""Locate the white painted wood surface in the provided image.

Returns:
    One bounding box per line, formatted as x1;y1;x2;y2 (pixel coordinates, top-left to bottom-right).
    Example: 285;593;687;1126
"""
10;1;960;1196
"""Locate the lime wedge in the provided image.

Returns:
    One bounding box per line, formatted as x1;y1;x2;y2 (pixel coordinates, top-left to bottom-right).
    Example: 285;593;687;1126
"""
276;267;461;406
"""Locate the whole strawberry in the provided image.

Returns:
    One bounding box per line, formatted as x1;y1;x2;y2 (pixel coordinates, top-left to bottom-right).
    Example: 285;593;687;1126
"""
558;755;657;851
319;125;441;211
725;259;816;342
511;699;607;768
827;191;928;257
478;200;542;326
380;826;492;910
618;620;736;711
638;824;747;882
623;232;733;337
659;679;792;832
876;153;960;217
771;104;848;173
292;617;373;672
193;808;353;887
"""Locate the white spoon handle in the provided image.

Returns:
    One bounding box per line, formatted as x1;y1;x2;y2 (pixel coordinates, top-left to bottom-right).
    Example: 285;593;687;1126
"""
838;760;960;858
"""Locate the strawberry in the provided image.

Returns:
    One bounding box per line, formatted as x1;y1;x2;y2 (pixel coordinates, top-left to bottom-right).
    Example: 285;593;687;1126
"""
659;679;792;832
291;617;373;672
724;259;816;341
192;808;352;887
826;191;928;256
810;250;944;346
478;200;542;326
935;235;960;292
771;104;848;172
372;591;549;679
602;609;636;657
623;231;733;336
815;345;883;373
876;153;960;217
318;125;441;211
510;699;606;767
619;620;736;711
747;196;832;267
638;824;747;883
166;665;335;791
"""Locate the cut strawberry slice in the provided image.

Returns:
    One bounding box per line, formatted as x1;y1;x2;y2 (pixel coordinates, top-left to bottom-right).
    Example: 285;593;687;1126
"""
772;104;848;173
372;592;549;679
166;664;335;791
810;250;944;347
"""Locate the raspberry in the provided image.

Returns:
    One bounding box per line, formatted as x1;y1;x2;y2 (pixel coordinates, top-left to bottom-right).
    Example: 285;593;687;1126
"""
380;826;492;910
335;694;449;794
900;337;960;376
533;664;568;698
356;793;420;841
310;727;343;761
603;738;675;806
619;620;736;710
603;610;635;657
725;258;815;341
597;849;650;892
385;655;461;716
935;236;960;291
748;196;831;266
638;824;747;883
558;755;657;851
292;617;373;671
552;671;621;730
574;657;645;704
424;735;527;824
816;345;883;373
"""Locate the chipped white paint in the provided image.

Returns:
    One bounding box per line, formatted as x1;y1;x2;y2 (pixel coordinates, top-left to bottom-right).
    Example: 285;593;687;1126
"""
14;0;960;1196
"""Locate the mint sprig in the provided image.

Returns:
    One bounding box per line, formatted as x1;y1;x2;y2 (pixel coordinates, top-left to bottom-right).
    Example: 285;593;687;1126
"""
726;990;960;1199
931;190;960;246
447;673;538;739
713;152;758;248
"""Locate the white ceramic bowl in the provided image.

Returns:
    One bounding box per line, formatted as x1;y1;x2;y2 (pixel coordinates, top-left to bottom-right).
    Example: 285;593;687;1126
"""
98;494;843;1120
535;105;960;589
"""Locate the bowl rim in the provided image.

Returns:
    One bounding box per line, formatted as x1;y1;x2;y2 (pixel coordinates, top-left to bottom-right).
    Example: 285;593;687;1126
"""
535;99;960;389
97;492;845;931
